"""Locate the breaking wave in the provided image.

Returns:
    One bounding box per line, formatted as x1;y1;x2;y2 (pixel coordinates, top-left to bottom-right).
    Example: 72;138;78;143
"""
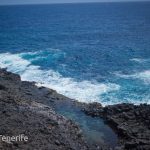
0;52;120;104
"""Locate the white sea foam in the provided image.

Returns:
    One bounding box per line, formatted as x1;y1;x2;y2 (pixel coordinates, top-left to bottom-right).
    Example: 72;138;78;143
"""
101;97;149;106
136;70;150;84
130;58;150;63
0;53;30;73
0;52;120;104
115;70;150;85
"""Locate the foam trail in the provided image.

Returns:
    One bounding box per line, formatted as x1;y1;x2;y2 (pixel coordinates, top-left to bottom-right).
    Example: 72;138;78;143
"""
0;52;120;104
137;70;150;84
130;58;150;63
115;70;150;85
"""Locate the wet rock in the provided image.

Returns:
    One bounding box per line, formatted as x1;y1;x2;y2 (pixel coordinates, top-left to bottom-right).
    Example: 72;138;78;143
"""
83;103;150;150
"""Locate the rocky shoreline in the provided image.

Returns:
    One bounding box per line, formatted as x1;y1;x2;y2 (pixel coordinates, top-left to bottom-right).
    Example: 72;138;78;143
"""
83;103;150;149
0;68;92;150
0;68;150;150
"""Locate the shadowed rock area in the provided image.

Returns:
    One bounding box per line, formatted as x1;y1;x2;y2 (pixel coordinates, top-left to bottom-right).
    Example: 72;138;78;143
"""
83;102;150;150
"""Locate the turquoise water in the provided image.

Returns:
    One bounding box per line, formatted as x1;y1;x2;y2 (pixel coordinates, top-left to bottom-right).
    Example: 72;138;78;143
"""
0;2;150;105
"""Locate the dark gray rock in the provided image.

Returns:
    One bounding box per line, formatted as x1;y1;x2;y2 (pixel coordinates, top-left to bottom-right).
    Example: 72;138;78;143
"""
1;68;149;150
0;69;93;150
83;103;150;150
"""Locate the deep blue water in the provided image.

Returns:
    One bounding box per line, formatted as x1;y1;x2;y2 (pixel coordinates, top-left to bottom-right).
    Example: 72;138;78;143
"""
0;2;150;105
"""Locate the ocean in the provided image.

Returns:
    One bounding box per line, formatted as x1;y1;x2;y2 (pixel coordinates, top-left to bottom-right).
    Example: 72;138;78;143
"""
0;2;150;106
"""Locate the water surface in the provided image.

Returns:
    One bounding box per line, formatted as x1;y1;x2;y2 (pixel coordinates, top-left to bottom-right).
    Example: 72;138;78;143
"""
0;2;150;105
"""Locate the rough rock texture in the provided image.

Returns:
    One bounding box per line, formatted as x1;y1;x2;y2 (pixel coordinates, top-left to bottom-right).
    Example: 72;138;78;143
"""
0;68;93;150
1;68;150;150
83;102;150;150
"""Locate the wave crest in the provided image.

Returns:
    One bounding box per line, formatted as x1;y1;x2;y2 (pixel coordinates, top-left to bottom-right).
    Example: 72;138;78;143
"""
0;52;120;104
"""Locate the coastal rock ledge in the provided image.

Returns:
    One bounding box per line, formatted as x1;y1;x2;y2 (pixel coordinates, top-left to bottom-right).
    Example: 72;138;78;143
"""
83;102;150;150
0;68;150;150
0;68;91;150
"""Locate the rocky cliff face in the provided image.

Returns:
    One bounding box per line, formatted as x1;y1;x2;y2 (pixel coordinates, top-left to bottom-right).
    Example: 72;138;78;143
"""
0;68;91;150
0;68;150;150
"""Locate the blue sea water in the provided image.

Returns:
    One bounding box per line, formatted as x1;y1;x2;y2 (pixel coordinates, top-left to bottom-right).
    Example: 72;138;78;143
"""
0;2;150;105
